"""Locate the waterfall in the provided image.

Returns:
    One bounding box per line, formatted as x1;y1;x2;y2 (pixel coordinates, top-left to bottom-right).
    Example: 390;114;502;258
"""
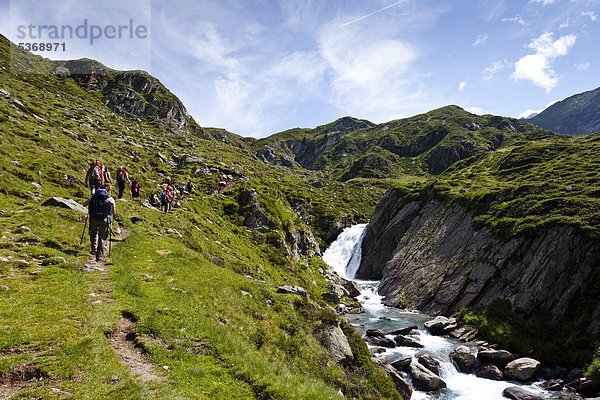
322;223;368;279
322;224;562;400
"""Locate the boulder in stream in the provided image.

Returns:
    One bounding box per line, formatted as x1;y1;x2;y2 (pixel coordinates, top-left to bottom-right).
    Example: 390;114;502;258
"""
385;325;418;336
424;316;455;335
394;334;423;348
449;345;477;373
408;361;447;391
504;358;540;381
417;353;442;375
367;336;396;348
478;349;515;369
476;364;504;381
502;386;543;400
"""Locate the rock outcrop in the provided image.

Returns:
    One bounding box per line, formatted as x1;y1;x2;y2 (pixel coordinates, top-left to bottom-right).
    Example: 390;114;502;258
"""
357;188;600;334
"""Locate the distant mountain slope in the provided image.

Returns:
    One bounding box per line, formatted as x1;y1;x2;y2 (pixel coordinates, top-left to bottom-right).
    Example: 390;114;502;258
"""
253;106;560;181
528;86;600;136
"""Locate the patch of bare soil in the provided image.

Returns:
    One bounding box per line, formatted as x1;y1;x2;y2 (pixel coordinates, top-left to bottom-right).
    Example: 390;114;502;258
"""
0;364;47;399
105;315;163;383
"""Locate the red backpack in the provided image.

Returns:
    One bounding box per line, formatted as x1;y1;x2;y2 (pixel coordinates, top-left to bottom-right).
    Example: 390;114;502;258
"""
89;162;103;182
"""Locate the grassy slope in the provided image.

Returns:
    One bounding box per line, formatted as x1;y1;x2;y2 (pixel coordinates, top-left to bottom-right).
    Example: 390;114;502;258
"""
0;35;399;399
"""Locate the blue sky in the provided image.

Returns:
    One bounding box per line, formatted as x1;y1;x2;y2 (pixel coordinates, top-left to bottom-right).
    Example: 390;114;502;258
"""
1;0;599;137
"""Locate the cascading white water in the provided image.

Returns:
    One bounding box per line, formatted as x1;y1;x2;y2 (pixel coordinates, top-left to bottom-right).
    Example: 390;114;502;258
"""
322;224;569;400
322;223;368;279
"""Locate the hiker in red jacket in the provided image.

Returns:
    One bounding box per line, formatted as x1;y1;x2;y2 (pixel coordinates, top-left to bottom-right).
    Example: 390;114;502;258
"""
85;160;104;194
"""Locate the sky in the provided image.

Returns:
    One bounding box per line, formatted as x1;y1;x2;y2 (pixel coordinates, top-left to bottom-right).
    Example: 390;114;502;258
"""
1;0;599;137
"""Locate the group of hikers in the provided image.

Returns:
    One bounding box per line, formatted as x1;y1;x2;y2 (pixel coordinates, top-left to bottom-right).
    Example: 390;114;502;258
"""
83;160;195;262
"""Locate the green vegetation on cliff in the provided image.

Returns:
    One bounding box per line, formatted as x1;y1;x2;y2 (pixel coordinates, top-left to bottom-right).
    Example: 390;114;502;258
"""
252;106;559;181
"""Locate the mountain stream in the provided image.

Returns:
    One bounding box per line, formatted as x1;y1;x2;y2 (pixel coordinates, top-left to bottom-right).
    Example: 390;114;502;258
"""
322;224;571;400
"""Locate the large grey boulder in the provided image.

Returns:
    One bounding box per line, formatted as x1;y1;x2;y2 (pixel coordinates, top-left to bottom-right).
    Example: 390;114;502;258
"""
449;345;477;373
417;353;442;375
478;349;515;368
42;197;87;214
504;358;540;381
408;361;447;391
424;316;455;335
323;326;353;365
502;386;543;400
276;285;308;297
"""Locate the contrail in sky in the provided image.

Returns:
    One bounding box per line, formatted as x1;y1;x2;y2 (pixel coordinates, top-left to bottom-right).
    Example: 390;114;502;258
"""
339;0;407;27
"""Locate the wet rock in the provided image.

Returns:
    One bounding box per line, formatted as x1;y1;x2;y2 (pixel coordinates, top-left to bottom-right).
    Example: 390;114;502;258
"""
366;329;384;338
579;379;600;397
341;279;361;298
379;362;413;400
458;328;478;342
390;355;412;371
449;345;477;373
276;285;308;297
502;386;543;400
539;379;563;391
478;349;515;368
366;336;396;348
417;353;442;375
504;358;540;381
42;197;87;214
394;334;423;348
424;316;455;335
385;325;418;336
476;364;504;381
408;361;447;391
370;347;386;354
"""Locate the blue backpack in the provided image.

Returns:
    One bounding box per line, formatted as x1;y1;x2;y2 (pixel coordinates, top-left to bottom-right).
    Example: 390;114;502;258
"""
89;189;112;219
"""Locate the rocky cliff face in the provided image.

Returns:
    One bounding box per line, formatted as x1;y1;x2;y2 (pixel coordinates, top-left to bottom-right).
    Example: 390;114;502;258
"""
53;60;191;128
357;188;600;336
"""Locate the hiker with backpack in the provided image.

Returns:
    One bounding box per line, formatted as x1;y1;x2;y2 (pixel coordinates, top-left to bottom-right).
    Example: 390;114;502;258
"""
82;183;115;262
187;180;194;194
161;184;175;213
149;193;159;207
116;166;130;199
131;178;141;198
85;160;104;194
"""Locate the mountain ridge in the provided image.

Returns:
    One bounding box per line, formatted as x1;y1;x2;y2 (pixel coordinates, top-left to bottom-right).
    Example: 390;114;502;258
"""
528;86;600;136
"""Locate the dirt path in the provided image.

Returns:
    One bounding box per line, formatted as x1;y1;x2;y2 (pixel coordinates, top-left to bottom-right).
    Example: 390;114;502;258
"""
83;223;130;272
105;315;163;383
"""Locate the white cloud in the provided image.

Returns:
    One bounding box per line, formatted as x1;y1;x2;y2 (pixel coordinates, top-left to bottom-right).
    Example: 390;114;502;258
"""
466;106;484;114
502;15;526;25
316;23;431;122
268;51;327;84
559;18;570;28
473;34;488;46
582;11;598;21
483;60;509;80
458;81;467;91
517;100;559;119
576;62;591;70
530;0;557;5
512;32;577;92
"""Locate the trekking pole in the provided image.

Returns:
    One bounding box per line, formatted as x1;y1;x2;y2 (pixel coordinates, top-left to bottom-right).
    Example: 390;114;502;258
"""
108;219;113;257
80;216;88;246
